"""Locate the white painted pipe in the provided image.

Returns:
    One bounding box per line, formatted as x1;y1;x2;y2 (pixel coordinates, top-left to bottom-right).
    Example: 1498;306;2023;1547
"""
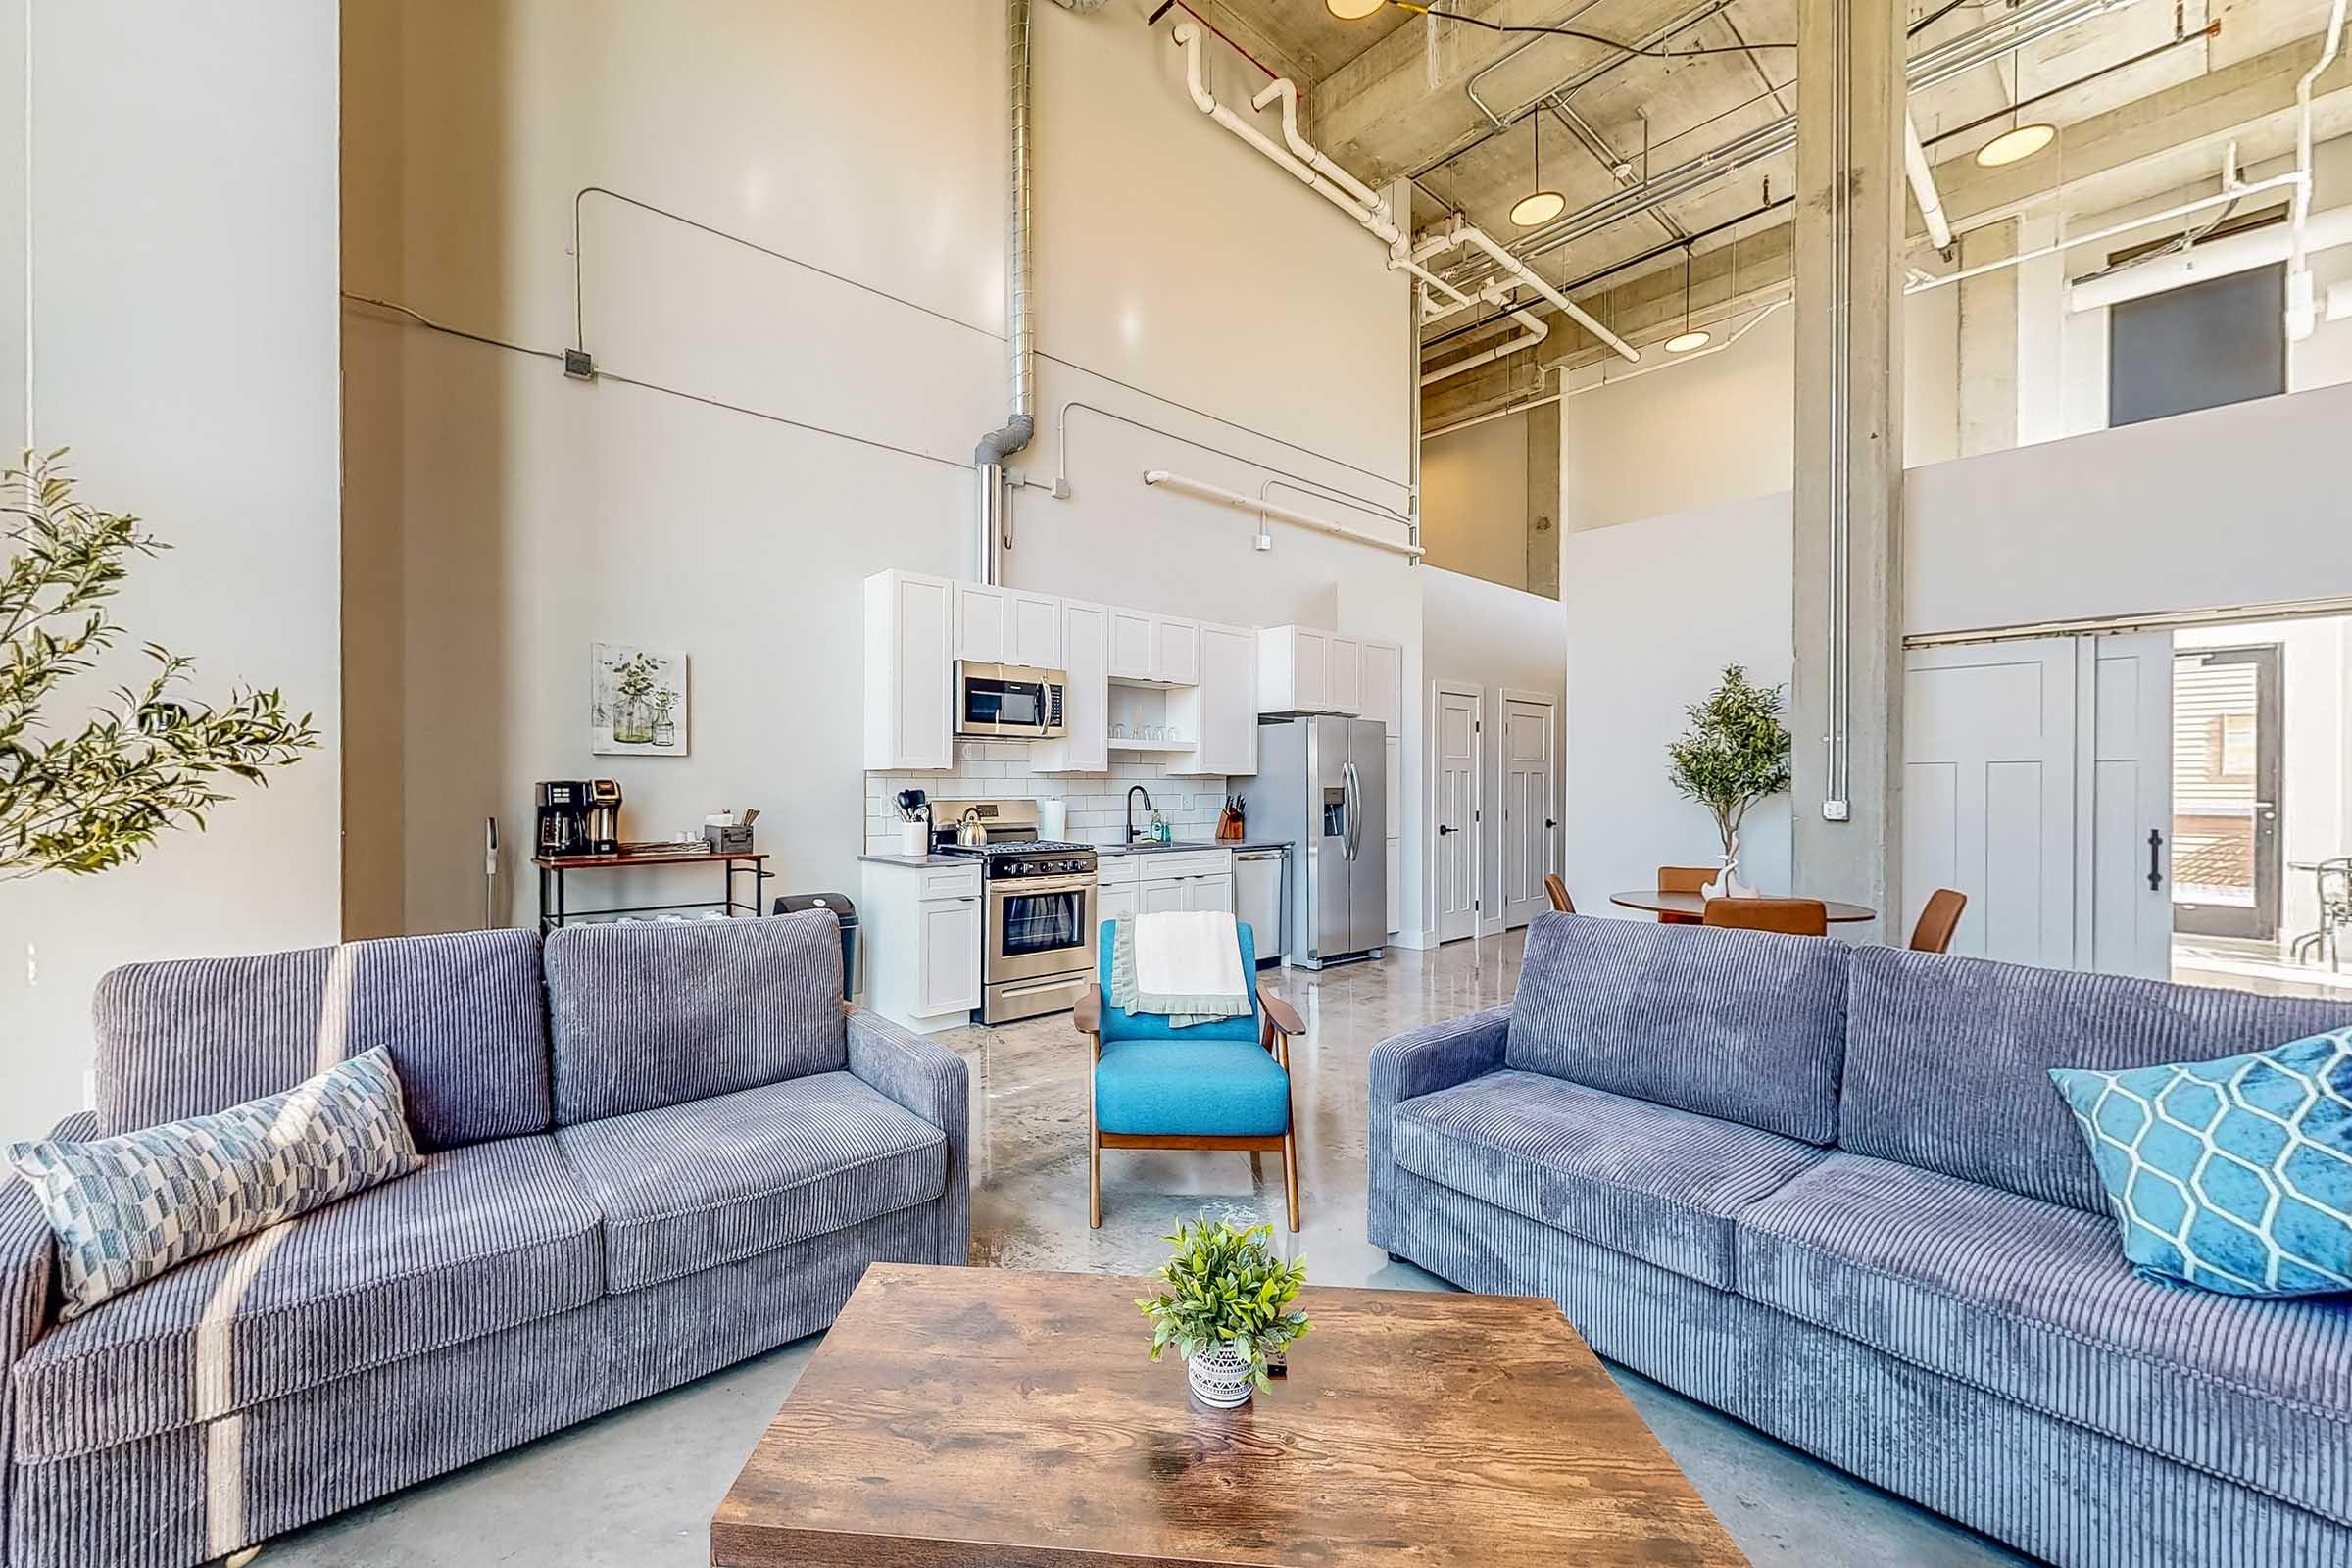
1143;468;1425;559
2070;203;2352;312
2288;0;2349;339
1904;114;1954;253
1909;171;2308;293
1420;309;1549;386
1446;225;1641;363
1251;78;1386;212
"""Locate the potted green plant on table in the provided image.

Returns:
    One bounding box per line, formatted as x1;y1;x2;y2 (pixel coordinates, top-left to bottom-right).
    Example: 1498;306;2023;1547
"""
1665;662;1792;898
1138;1216;1311;1410
1;452;316;878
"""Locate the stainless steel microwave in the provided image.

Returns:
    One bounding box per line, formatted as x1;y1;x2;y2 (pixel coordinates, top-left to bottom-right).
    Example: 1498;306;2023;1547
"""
955;662;1067;740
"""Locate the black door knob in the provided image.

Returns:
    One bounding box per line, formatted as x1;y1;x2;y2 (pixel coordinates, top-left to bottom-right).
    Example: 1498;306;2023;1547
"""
1438;824;1456;835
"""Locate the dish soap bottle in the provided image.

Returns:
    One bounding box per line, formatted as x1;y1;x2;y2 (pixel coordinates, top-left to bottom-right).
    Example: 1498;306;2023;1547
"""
1151;809;1169;845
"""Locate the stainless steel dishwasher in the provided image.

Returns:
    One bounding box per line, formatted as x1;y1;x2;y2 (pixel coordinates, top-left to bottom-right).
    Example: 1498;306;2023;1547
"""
1234;847;1288;966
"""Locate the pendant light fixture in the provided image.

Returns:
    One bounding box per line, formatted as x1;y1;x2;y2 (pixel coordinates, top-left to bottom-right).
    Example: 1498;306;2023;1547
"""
1510;110;1567;229
1664;247;1710;353
1327;0;1387;18
1975;41;2054;167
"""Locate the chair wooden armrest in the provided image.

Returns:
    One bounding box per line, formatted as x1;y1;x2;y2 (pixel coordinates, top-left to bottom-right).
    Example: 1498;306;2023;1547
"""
1072;985;1100;1035
1258;989;1303;1038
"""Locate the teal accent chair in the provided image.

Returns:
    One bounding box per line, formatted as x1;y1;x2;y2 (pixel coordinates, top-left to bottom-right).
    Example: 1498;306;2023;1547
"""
1074;919;1305;1231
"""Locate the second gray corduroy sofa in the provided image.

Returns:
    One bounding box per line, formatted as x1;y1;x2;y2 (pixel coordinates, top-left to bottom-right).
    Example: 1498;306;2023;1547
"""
1370;912;2352;1568
0;910;968;1568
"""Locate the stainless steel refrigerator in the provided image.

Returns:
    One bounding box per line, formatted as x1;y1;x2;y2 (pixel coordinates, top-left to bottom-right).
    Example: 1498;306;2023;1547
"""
1253;715;1386;968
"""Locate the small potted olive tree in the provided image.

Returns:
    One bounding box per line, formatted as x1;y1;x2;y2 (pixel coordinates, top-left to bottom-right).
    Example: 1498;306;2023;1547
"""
1138;1216;1310;1410
2;452;316;879
1665;663;1791;898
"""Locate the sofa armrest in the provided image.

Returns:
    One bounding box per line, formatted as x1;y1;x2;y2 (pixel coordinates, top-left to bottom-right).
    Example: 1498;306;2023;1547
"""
845;1009;970;1265
1366;1006;1509;1251
5;1109;91;1543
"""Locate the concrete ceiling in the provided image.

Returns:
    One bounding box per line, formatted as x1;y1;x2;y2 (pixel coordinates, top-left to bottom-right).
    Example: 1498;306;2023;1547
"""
1207;0;2347;375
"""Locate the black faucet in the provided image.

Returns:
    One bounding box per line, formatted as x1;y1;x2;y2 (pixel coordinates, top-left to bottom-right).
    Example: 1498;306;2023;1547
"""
1127;784;1152;844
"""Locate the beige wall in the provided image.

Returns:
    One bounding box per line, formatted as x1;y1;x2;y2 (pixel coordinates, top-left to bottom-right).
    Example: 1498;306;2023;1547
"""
1419;411;1530;592
0;1;344;1141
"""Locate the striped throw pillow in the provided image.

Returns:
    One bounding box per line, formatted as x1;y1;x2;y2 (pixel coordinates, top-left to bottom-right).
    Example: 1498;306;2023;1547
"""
7;1047;423;1320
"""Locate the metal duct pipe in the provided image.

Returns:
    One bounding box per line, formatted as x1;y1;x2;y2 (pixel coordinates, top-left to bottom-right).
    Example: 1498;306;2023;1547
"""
1904;114;1953;253
974;0;1045;585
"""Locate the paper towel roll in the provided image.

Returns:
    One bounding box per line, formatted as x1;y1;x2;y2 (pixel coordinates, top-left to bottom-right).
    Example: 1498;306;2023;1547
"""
1039;799;1068;840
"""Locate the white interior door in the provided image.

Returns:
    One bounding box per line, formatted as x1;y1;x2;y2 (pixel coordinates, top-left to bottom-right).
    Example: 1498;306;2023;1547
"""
1435;686;1481;943
2080;633;2175;978
1903;640;2079;966
1500;695;1556;928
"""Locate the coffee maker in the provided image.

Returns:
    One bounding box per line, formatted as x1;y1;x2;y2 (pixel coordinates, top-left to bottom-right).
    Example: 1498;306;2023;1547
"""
535;781;590;858
584;778;622;855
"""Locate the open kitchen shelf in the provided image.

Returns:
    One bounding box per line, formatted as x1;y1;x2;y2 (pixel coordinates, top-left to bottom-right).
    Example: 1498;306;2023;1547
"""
1107;737;1190;754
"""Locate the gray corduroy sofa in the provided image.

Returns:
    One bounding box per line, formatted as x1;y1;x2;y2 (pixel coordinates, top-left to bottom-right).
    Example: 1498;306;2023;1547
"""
1371;913;2352;1568
0;910;968;1568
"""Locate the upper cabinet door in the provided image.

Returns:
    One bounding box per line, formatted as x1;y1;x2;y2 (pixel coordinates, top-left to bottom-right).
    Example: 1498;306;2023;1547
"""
1192;622;1258;776
1328;636;1362;715
1152;617;1200;686
1256;625;1330;713
864;569;955;770
1107;608;1152;681
1011;591;1061;668
954;582;1009;662
1359;640;1402;730
1038;599;1109;774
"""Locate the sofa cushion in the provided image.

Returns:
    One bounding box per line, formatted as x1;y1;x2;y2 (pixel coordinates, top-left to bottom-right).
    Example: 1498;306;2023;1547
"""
1095;1039;1291;1137
1841;945;2352;1212
1392;1069;1823;1289
1736;1151;2352;1522
1502;915;1848;1144
555;1072;946;1295
543;912;849;1125
93;928;553;1151
11;1134;602;1462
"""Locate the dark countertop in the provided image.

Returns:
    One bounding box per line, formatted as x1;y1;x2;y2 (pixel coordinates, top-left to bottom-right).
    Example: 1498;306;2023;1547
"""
1096;839;1291;857
856;852;973;868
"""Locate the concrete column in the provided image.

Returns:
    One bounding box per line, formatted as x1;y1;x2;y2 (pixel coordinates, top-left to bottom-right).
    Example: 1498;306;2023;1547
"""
1791;0;1906;938
1524;399;1560;600
1958;219;2021;456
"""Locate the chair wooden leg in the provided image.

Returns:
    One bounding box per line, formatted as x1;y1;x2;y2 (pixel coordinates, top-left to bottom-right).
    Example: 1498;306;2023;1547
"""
1282;1129;1299;1232
1090;1122;1102;1229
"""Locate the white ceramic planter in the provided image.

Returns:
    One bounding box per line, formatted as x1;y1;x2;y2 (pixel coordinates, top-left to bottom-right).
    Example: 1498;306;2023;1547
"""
1186;1343;1253;1409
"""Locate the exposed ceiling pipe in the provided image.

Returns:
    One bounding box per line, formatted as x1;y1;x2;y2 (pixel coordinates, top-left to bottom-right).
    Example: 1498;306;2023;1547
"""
2073;202;2352;311
1420;308;1548;386
1168;24;1633;362
1904;114;1954;254
1143;469;1426;559
1252;78;1385;211
2287;0;2349;339
1422;220;1642;362
1907;168;2308;293
974;0;1042;586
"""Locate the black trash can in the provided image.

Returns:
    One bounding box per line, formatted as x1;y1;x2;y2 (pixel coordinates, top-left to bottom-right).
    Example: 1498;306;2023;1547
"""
773;892;858;1001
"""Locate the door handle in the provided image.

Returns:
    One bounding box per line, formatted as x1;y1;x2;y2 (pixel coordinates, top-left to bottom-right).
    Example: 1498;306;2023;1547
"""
1545;818;1557;829
2147;828;2164;893
1438;824;1456;835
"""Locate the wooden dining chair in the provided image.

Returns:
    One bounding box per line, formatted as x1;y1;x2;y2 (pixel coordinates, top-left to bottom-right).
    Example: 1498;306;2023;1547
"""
1656;865;1716;925
1543;874;1575;914
1703;897;1830;937
1909;888;1968;954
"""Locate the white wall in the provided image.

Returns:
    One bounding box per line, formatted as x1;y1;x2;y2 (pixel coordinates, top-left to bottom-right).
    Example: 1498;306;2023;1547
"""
343;0;1419;935
1422;566;1566;935
1419;411;1529;591
1562;492;1794;914
0;1;344;1142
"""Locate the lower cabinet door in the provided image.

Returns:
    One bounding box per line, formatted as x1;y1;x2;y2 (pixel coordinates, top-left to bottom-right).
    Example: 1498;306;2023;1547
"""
1183;873;1234;914
1139;878;1185;915
1097;882;1138;926
916;895;982;1015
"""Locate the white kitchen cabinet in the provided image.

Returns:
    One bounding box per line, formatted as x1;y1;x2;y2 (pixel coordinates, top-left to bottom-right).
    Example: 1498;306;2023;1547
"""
1107;608;1153;680
1097;881;1138;924
1152;617;1200;685
1036;599;1109;774
954;583;1060;668
1170;621;1257;777
916;895;983;1016
1256;625;1331;714
862;569;955;771
1359;640;1402;730
1183;872;1234;914
1328;636;1362;715
1139;877;1186;915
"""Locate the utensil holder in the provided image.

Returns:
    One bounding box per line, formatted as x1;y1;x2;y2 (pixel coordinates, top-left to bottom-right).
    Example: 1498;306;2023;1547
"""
898;821;929;855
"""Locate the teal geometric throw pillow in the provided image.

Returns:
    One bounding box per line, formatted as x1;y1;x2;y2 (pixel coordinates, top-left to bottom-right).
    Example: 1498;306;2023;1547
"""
2049;1029;2352;1298
6;1046;422;1320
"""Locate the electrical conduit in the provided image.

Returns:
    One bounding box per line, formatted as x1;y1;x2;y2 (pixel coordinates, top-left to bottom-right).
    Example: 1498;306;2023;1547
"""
2288;0;2349;340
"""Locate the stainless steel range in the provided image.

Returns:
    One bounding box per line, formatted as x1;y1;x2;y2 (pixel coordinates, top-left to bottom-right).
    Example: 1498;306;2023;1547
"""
931;799;1098;1025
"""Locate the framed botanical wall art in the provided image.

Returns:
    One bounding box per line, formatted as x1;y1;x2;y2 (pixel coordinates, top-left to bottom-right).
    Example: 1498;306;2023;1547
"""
591;643;687;757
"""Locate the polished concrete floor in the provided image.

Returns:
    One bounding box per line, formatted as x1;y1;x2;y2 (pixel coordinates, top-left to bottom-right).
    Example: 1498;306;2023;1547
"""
266;930;2030;1568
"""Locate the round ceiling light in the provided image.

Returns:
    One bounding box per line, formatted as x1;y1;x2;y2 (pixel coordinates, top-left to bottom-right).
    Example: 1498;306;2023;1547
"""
1974;122;2056;168
1510;189;1566;228
1664;329;1712;354
1326;0;1388;18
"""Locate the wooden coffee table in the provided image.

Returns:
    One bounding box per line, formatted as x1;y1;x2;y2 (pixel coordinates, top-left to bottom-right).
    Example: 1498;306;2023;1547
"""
712;1264;1745;1567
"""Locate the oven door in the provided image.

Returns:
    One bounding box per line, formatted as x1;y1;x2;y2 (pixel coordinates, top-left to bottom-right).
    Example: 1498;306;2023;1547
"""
984;875;1096;984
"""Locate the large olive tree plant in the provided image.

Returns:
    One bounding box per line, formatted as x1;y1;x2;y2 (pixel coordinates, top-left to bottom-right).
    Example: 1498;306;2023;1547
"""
1665;663;1792;860
1;452;317;879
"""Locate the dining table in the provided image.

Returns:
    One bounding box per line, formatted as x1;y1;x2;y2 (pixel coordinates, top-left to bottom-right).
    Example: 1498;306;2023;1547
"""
1608;890;1877;924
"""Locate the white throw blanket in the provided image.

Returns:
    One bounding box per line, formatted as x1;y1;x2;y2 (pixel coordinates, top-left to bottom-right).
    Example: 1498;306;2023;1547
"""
1112;910;1251;1026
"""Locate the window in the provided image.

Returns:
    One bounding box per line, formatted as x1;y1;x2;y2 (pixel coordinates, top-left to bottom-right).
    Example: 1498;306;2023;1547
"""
2107;262;2286;427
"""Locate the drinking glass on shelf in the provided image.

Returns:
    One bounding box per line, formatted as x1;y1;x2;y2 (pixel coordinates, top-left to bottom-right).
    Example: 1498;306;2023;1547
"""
1112;722;1130;740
